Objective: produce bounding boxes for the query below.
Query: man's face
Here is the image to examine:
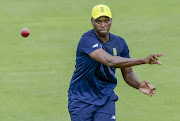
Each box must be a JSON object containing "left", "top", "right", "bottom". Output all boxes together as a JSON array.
[{"left": 91, "top": 16, "right": 112, "bottom": 37}]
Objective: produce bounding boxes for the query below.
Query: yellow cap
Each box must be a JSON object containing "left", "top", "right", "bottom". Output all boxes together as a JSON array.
[{"left": 91, "top": 4, "right": 112, "bottom": 19}]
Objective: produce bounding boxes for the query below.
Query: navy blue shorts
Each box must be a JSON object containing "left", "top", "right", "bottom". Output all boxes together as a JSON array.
[{"left": 68, "top": 93, "right": 116, "bottom": 121}]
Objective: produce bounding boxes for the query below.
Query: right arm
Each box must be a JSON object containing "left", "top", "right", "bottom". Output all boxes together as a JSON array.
[{"left": 90, "top": 48, "right": 164, "bottom": 68}]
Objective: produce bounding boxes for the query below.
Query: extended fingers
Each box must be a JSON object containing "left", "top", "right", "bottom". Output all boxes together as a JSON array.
[
  {"left": 147, "top": 53, "right": 164, "bottom": 61},
  {"left": 157, "top": 53, "right": 164, "bottom": 57},
  {"left": 150, "top": 53, "right": 164, "bottom": 64},
  {"left": 155, "top": 60, "right": 162, "bottom": 65}
]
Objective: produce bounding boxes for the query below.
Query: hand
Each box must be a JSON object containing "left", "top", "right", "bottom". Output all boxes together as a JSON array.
[
  {"left": 138, "top": 80, "right": 156, "bottom": 96},
  {"left": 144, "top": 53, "right": 164, "bottom": 65}
]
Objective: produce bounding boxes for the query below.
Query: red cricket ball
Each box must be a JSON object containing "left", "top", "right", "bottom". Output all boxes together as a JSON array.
[{"left": 21, "top": 28, "right": 30, "bottom": 37}]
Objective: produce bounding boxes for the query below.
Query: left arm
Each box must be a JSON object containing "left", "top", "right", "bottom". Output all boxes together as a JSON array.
[
  {"left": 121, "top": 67, "right": 140, "bottom": 89},
  {"left": 121, "top": 67, "right": 156, "bottom": 96}
]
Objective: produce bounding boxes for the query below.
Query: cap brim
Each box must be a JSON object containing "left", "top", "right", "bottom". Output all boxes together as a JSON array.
[{"left": 93, "top": 14, "right": 112, "bottom": 19}]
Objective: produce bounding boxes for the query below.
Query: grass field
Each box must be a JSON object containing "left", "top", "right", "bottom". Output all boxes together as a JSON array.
[{"left": 0, "top": 0, "right": 179, "bottom": 121}]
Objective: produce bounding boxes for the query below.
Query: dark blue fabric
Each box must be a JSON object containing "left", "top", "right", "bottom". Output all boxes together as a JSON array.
[
  {"left": 68, "top": 90, "right": 116, "bottom": 121},
  {"left": 69, "top": 29, "right": 130, "bottom": 106}
]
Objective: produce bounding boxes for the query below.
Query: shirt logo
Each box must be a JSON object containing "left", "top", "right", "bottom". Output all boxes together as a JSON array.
[
  {"left": 113, "top": 48, "right": 117, "bottom": 56},
  {"left": 111, "top": 115, "right": 116, "bottom": 119},
  {"left": 93, "top": 44, "right": 98, "bottom": 48}
]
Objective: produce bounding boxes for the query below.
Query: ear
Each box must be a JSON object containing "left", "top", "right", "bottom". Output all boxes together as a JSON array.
[{"left": 91, "top": 17, "right": 94, "bottom": 25}]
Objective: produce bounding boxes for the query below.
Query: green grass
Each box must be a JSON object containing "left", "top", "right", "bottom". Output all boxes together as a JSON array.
[{"left": 0, "top": 0, "right": 179, "bottom": 121}]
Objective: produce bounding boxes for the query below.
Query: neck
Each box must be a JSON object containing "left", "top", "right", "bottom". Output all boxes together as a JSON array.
[{"left": 94, "top": 30, "right": 109, "bottom": 43}]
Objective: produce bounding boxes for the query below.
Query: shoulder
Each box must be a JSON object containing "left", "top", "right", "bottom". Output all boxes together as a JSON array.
[
  {"left": 110, "top": 33, "right": 127, "bottom": 43},
  {"left": 77, "top": 29, "right": 101, "bottom": 49},
  {"left": 79, "top": 29, "right": 99, "bottom": 44},
  {"left": 77, "top": 30, "right": 102, "bottom": 55},
  {"left": 81, "top": 29, "right": 96, "bottom": 38}
]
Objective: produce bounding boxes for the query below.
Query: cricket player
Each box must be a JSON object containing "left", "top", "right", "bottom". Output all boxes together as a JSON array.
[{"left": 68, "top": 4, "right": 164, "bottom": 121}]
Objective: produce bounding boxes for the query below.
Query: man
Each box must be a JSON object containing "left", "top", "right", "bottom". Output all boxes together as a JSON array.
[{"left": 68, "top": 4, "right": 164, "bottom": 121}]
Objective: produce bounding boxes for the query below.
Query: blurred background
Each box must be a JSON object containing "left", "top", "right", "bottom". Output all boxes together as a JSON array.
[{"left": 0, "top": 0, "right": 179, "bottom": 121}]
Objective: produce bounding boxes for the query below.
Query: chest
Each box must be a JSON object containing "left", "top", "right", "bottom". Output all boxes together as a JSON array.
[{"left": 101, "top": 42, "right": 124, "bottom": 56}]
